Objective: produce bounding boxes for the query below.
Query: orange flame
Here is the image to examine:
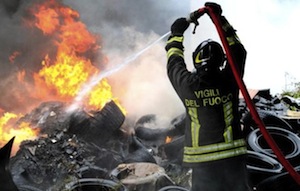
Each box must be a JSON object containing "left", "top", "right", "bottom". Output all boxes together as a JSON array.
[
  {"left": 34, "top": 6, "right": 59, "bottom": 34},
  {"left": 30, "top": 0, "right": 125, "bottom": 112},
  {"left": 0, "top": 113, "right": 39, "bottom": 156},
  {"left": 165, "top": 136, "right": 172, "bottom": 144}
]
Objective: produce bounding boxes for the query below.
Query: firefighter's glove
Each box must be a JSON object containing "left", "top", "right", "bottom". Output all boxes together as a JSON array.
[
  {"left": 171, "top": 17, "right": 190, "bottom": 36},
  {"left": 205, "top": 2, "right": 222, "bottom": 16}
]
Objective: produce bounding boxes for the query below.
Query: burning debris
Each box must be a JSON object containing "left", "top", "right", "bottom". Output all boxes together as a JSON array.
[
  {"left": 0, "top": 90, "right": 300, "bottom": 191},
  {"left": 9, "top": 100, "right": 126, "bottom": 190},
  {"left": 4, "top": 100, "right": 185, "bottom": 190}
]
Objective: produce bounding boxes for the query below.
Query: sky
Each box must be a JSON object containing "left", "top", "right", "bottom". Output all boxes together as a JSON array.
[
  {"left": 0, "top": 0, "right": 300, "bottom": 121},
  {"left": 190, "top": 0, "right": 300, "bottom": 95}
]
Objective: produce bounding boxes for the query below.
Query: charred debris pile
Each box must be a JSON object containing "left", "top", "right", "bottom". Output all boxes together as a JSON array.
[{"left": 2, "top": 89, "right": 300, "bottom": 191}]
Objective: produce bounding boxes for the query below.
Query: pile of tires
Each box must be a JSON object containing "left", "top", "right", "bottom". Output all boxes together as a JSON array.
[{"left": 242, "top": 110, "right": 300, "bottom": 190}]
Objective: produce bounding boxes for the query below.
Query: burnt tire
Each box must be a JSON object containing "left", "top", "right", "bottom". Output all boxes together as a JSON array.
[
  {"left": 158, "top": 185, "right": 189, "bottom": 191},
  {"left": 241, "top": 110, "right": 295, "bottom": 136},
  {"left": 256, "top": 166, "right": 300, "bottom": 191},
  {"left": 68, "top": 101, "right": 125, "bottom": 146},
  {"left": 168, "top": 113, "right": 186, "bottom": 136},
  {"left": 159, "top": 135, "right": 184, "bottom": 164},
  {"left": 135, "top": 114, "right": 156, "bottom": 125},
  {"left": 246, "top": 150, "right": 283, "bottom": 186},
  {"left": 247, "top": 126, "right": 300, "bottom": 166},
  {"left": 124, "top": 135, "right": 156, "bottom": 164},
  {"left": 65, "top": 178, "right": 128, "bottom": 191},
  {"left": 17, "top": 185, "right": 43, "bottom": 191},
  {"left": 134, "top": 114, "right": 170, "bottom": 141},
  {"left": 76, "top": 165, "right": 108, "bottom": 179}
]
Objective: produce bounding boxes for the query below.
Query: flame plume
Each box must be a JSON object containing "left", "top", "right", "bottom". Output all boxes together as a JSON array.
[
  {"left": 0, "top": 0, "right": 126, "bottom": 155},
  {"left": 31, "top": 0, "right": 124, "bottom": 112}
]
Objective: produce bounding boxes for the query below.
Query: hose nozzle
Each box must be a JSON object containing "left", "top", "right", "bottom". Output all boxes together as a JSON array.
[{"left": 186, "top": 7, "right": 207, "bottom": 34}]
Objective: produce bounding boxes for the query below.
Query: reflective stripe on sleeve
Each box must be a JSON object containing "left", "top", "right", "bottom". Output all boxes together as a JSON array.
[
  {"left": 227, "top": 35, "right": 241, "bottom": 46},
  {"left": 222, "top": 22, "right": 232, "bottom": 32},
  {"left": 167, "top": 36, "right": 184, "bottom": 43},
  {"left": 167, "top": 47, "right": 183, "bottom": 59}
]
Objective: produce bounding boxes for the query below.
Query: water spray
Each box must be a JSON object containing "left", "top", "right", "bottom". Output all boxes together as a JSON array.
[{"left": 66, "top": 31, "right": 171, "bottom": 113}]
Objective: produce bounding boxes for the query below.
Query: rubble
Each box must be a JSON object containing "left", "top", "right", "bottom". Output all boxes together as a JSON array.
[
  {"left": 1, "top": 89, "right": 300, "bottom": 190},
  {"left": 9, "top": 100, "right": 127, "bottom": 190}
]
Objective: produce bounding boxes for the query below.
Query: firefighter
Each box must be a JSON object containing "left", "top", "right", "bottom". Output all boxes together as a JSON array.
[{"left": 165, "top": 2, "right": 252, "bottom": 191}]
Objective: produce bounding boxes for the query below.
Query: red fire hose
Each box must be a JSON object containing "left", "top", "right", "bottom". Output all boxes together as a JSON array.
[{"left": 193, "top": 6, "right": 300, "bottom": 185}]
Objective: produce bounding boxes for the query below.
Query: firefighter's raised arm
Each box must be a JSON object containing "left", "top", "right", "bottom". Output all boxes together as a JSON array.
[
  {"left": 205, "top": 2, "right": 241, "bottom": 46},
  {"left": 206, "top": 2, "right": 247, "bottom": 77},
  {"left": 165, "top": 18, "right": 190, "bottom": 60}
]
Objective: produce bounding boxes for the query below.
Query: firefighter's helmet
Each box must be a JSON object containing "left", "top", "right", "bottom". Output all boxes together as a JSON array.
[{"left": 193, "top": 39, "right": 225, "bottom": 72}]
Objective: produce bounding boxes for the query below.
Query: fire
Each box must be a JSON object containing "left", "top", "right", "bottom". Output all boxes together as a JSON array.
[
  {"left": 34, "top": 52, "right": 97, "bottom": 99},
  {"left": 165, "top": 136, "right": 172, "bottom": 144},
  {"left": 33, "top": 3, "right": 59, "bottom": 35},
  {"left": 0, "top": 113, "right": 39, "bottom": 156},
  {"left": 0, "top": 0, "right": 126, "bottom": 155},
  {"left": 30, "top": 0, "right": 125, "bottom": 112}
]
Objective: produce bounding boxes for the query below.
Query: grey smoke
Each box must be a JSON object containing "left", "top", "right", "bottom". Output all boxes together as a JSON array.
[
  {"left": 0, "top": 0, "right": 21, "bottom": 15},
  {"left": 0, "top": 0, "right": 189, "bottom": 120}
]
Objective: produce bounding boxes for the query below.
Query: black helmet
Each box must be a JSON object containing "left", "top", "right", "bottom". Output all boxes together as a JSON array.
[{"left": 192, "top": 39, "right": 225, "bottom": 72}]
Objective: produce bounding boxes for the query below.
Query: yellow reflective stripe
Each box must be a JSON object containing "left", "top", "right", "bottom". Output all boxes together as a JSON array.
[
  {"left": 222, "top": 23, "right": 232, "bottom": 32},
  {"left": 167, "top": 47, "right": 183, "bottom": 59},
  {"left": 223, "top": 126, "right": 233, "bottom": 143},
  {"left": 227, "top": 35, "right": 241, "bottom": 46},
  {"left": 223, "top": 101, "right": 233, "bottom": 127},
  {"left": 183, "top": 146, "right": 247, "bottom": 163},
  {"left": 188, "top": 107, "right": 200, "bottom": 147},
  {"left": 167, "top": 36, "right": 184, "bottom": 44},
  {"left": 223, "top": 101, "right": 233, "bottom": 142},
  {"left": 184, "top": 139, "right": 246, "bottom": 155}
]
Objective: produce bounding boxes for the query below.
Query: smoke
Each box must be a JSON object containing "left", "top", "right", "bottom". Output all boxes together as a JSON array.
[
  {"left": 62, "top": 0, "right": 190, "bottom": 121},
  {"left": 0, "top": 0, "right": 189, "bottom": 122},
  {"left": 106, "top": 29, "right": 185, "bottom": 122},
  {"left": 0, "top": 0, "right": 45, "bottom": 112},
  {"left": 0, "top": 0, "right": 21, "bottom": 15},
  {"left": 64, "top": 0, "right": 188, "bottom": 35}
]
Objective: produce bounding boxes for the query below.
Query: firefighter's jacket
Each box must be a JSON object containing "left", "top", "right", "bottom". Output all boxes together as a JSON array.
[{"left": 165, "top": 18, "right": 247, "bottom": 167}]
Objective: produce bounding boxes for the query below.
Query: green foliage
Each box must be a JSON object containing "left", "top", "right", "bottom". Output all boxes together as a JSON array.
[
  {"left": 281, "top": 84, "right": 300, "bottom": 111},
  {"left": 281, "top": 80, "right": 300, "bottom": 98},
  {"left": 281, "top": 90, "right": 300, "bottom": 99}
]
